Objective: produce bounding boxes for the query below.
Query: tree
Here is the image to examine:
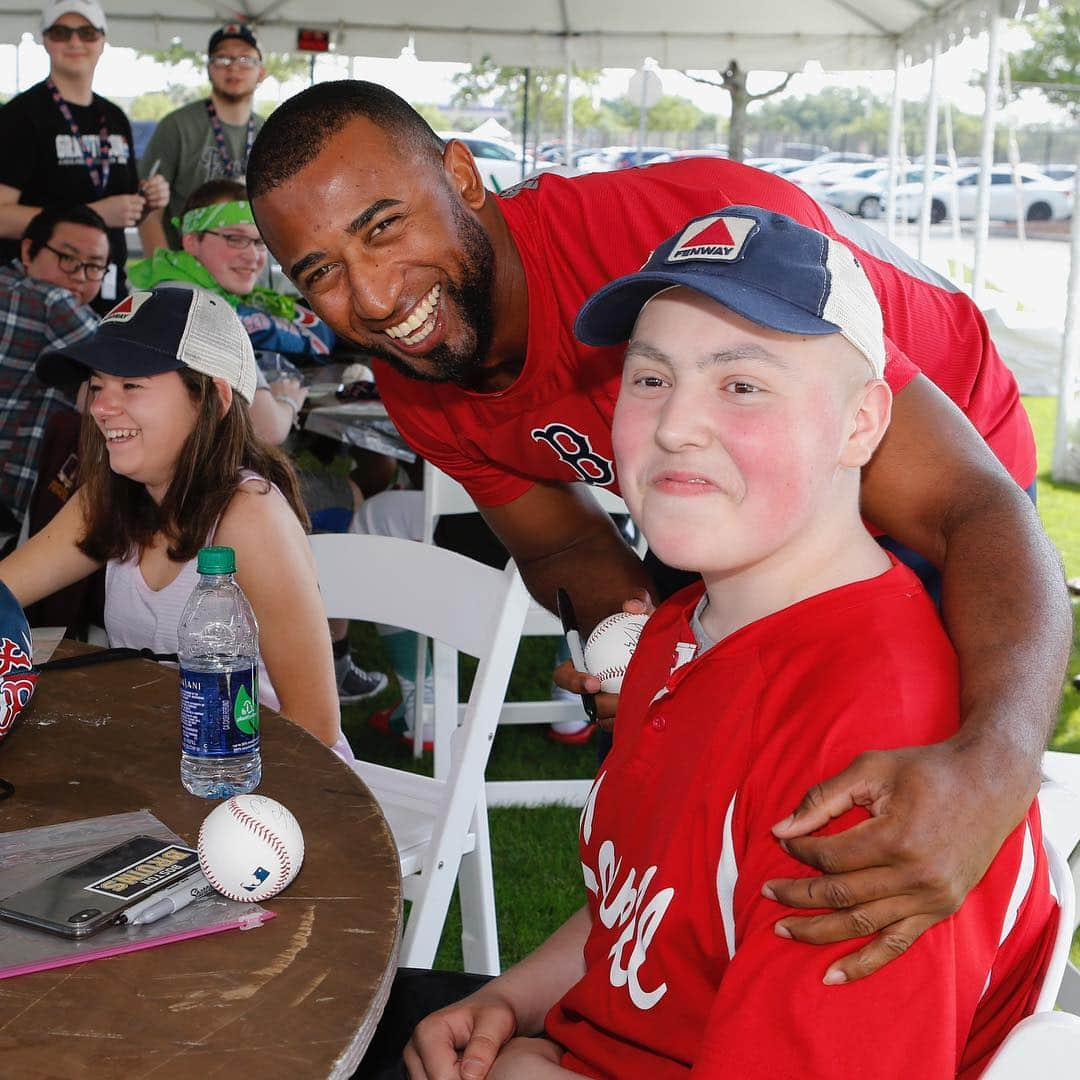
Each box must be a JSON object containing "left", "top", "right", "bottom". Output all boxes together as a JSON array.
[
  {"left": 646, "top": 95, "right": 707, "bottom": 135},
  {"left": 451, "top": 57, "right": 600, "bottom": 147},
  {"left": 1009, "top": 3, "right": 1080, "bottom": 121},
  {"left": 686, "top": 61, "right": 794, "bottom": 161},
  {"left": 414, "top": 103, "right": 450, "bottom": 130},
  {"left": 129, "top": 86, "right": 205, "bottom": 120}
]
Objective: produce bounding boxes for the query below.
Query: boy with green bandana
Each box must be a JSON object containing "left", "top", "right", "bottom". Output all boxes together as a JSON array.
[{"left": 128, "top": 180, "right": 335, "bottom": 361}]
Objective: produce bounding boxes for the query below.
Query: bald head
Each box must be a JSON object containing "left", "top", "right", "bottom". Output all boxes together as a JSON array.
[{"left": 247, "top": 79, "right": 444, "bottom": 201}]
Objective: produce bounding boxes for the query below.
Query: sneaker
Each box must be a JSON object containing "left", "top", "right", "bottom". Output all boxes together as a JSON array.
[
  {"left": 548, "top": 721, "right": 597, "bottom": 746},
  {"left": 369, "top": 706, "right": 435, "bottom": 752},
  {"left": 548, "top": 685, "right": 595, "bottom": 743},
  {"left": 336, "top": 657, "right": 389, "bottom": 704}
]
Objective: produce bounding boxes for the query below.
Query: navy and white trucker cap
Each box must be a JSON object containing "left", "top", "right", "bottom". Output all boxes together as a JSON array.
[
  {"left": 574, "top": 205, "right": 886, "bottom": 379},
  {"left": 37, "top": 287, "right": 257, "bottom": 404}
]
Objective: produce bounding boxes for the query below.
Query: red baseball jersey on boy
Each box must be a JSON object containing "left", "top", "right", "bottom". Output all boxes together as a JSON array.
[
  {"left": 374, "top": 157, "right": 1034, "bottom": 509},
  {"left": 544, "top": 561, "right": 1058, "bottom": 1078}
]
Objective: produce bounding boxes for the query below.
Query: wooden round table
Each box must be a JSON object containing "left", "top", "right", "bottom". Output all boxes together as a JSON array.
[{"left": 0, "top": 643, "right": 401, "bottom": 1079}]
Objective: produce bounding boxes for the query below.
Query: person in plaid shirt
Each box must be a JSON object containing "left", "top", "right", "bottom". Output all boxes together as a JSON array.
[{"left": 0, "top": 204, "right": 106, "bottom": 530}]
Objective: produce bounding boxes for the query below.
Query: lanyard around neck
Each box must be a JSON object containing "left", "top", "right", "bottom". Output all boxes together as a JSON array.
[
  {"left": 47, "top": 78, "right": 110, "bottom": 196},
  {"left": 205, "top": 99, "right": 256, "bottom": 179}
]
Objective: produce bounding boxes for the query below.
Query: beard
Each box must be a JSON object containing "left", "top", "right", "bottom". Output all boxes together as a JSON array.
[
  {"left": 212, "top": 86, "right": 255, "bottom": 106},
  {"left": 360, "top": 205, "right": 496, "bottom": 388}
]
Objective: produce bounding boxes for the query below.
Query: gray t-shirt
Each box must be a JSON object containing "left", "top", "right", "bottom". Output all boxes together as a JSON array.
[{"left": 139, "top": 99, "right": 264, "bottom": 249}]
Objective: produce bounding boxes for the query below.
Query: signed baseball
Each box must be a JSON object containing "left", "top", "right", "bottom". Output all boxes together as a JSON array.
[
  {"left": 198, "top": 795, "right": 305, "bottom": 903},
  {"left": 583, "top": 612, "right": 649, "bottom": 693}
]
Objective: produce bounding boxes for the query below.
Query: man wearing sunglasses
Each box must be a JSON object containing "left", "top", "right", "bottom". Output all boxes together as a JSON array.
[
  {"left": 138, "top": 23, "right": 267, "bottom": 255},
  {"left": 0, "top": 1, "right": 167, "bottom": 317},
  {"left": 0, "top": 204, "right": 107, "bottom": 533}
]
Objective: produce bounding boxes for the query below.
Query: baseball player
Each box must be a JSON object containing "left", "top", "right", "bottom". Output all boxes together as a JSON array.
[{"left": 246, "top": 81, "right": 1071, "bottom": 982}]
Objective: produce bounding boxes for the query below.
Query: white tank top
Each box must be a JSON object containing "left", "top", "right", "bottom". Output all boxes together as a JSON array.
[{"left": 104, "top": 472, "right": 279, "bottom": 712}]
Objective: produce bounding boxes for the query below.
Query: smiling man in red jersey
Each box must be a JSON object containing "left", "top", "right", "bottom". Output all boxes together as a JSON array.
[{"left": 246, "top": 80, "right": 1071, "bottom": 986}]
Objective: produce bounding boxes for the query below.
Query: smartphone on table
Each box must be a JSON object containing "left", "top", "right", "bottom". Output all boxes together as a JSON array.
[{"left": 0, "top": 835, "right": 200, "bottom": 938}]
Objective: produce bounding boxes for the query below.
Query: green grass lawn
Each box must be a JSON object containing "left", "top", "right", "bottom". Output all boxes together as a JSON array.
[
  {"left": 1024, "top": 397, "right": 1080, "bottom": 750},
  {"left": 344, "top": 395, "right": 1080, "bottom": 971}
]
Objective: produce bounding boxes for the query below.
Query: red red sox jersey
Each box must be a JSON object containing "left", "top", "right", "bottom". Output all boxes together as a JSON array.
[
  {"left": 374, "top": 157, "right": 1034, "bottom": 507},
  {"left": 544, "top": 561, "right": 1058, "bottom": 1078}
]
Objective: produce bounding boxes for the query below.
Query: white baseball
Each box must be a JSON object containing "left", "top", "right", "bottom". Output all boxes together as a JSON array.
[
  {"left": 197, "top": 795, "right": 305, "bottom": 903},
  {"left": 583, "top": 612, "right": 649, "bottom": 693}
]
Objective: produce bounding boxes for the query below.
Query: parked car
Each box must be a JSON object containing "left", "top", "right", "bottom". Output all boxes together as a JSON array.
[
  {"left": 893, "top": 165, "right": 1074, "bottom": 223},
  {"left": 745, "top": 157, "right": 805, "bottom": 174},
  {"left": 1042, "top": 163, "right": 1077, "bottom": 184},
  {"left": 576, "top": 145, "right": 677, "bottom": 172},
  {"left": 666, "top": 149, "right": 730, "bottom": 162},
  {"left": 813, "top": 151, "right": 876, "bottom": 164},
  {"left": 796, "top": 162, "right": 894, "bottom": 203},
  {"left": 783, "top": 161, "right": 874, "bottom": 194},
  {"left": 779, "top": 142, "right": 829, "bottom": 160},
  {"left": 823, "top": 164, "right": 952, "bottom": 218},
  {"left": 439, "top": 131, "right": 538, "bottom": 191}
]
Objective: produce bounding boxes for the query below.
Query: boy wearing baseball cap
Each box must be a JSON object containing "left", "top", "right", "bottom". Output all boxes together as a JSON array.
[{"left": 392, "top": 209, "right": 1059, "bottom": 1079}]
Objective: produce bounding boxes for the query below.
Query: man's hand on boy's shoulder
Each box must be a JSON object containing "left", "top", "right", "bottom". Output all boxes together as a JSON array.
[{"left": 762, "top": 735, "right": 1042, "bottom": 983}]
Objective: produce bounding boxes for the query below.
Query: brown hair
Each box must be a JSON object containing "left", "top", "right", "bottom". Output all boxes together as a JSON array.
[
  {"left": 182, "top": 178, "right": 248, "bottom": 217},
  {"left": 77, "top": 370, "right": 309, "bottom": 563}
]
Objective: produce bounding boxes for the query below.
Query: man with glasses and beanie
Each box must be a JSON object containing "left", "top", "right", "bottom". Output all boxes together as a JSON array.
[
  {"left": 0, "top": 1, "right": 169, "bottom": 316},
  {"left": 0, "top": 204, "right": 107, "bottom": 535},
  {"left": 138, "top": 22, "right": 267, "bottom": 255}
]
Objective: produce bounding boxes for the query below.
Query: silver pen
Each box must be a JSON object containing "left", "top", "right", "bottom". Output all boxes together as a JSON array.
[{"left": 121, "top": 871, "right": 216, "bottom": 926}]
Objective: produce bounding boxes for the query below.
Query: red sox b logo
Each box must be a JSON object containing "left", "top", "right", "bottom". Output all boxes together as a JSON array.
[
  {"left": 531, "top": 423, "right": 615, "bottom": 485},
  {"left": 0, "top": 636, "right": 36, "bottom": 739}
]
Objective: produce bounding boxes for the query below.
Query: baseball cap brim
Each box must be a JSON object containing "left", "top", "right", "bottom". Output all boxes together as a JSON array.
[
  {"left": 575, "top": 271, "right": 843, "bottom": 347},
  {"left": 37, "top": 336, "right": 184, "bottom": 392}
]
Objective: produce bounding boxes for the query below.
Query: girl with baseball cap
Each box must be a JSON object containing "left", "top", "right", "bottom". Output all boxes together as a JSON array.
[{"left": 0, "top": 287, "right": 350, "bottom": 760}]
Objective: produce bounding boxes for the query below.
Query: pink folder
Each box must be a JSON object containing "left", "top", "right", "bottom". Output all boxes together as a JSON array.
[{"left": 0, "top": 809, "right": 274, "bottom": 980}]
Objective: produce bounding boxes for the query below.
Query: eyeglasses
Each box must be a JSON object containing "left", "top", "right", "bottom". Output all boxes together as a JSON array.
[
  {"left": 201, "top": 230, "right": 267, "bottom": 253},
  {"left": 208, "top": 55, "right": 261, "bottom": 69},
  {"left": 44, "top": 24, "right": 103, "bottom": 43},
  {"left": 43, "top": 243, "right": 108, "bottom": 280}
]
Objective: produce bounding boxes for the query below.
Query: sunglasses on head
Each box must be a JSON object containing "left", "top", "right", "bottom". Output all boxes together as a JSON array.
[{"left": 44, "top": 24, "right": 103, "bottom": 42}]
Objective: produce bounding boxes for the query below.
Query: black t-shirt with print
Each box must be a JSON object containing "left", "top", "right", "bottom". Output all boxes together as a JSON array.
[{"left": 0, "top": 80, "right": 138, "bottom": 312}]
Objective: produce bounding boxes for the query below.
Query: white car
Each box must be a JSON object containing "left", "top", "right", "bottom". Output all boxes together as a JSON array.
[
  {"left": 575, "top": 145, "right": 676, "bottom": 172},
  {"left": 893, "top": 165, "right": 1073, "bottom": 224},
  {"left": 439, "top": 132, "right": 537, "bottom": 192},
  {"left": 795, "top": 162, "right": 893, "bottom": 204},
  {"left": 824, "top": 165, "right": 952, "bottom": 218}
]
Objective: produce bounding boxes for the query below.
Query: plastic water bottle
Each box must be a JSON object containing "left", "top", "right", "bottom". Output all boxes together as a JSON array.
[{"left": 178, "top": 546, "right": 261, "bottom": 798}]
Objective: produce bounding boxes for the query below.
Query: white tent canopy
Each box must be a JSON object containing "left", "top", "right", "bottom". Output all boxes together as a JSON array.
[{"left": 0, "top": 0, "right": 1045, "bottom": 70}]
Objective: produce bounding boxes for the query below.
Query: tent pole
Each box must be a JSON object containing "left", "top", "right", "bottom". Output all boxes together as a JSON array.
[
  {"left": 1051, "top": 161, "right": 1080, "bottom": 484},
  {"left": 521, "top": 67, "right": 531, "bottom": 183},
  {"left": 885, "top": 45, "right": 903, "bottom": 242},
  {"left": 973, "top": 4, "right": 1002, "bottom": 307},
  {"left": 917, "top": 34, "right": 940, "bottom": 263},
  {"left": 563, "top": 37, "right": 574, "bottom": 168},
  {"left": 942, "top": 101, "right": 962, "bottom": 247}
]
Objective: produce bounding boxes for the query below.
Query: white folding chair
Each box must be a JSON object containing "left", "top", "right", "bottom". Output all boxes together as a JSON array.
[
  {"left": 981, "top": 1012, "right": 1080, "bottom": 1078},
  {"left": 310, "top": 533, "right": 530, "bottom": 974},
  {"left": 1040, "top": 749, "right": 1080, "bottom": 1012},
  {"left": 417, "top": 461, "right": 642, "bottom": 807},
  {"left": 980, "top": 774, "right": 1080, "bottom": 1080}
]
